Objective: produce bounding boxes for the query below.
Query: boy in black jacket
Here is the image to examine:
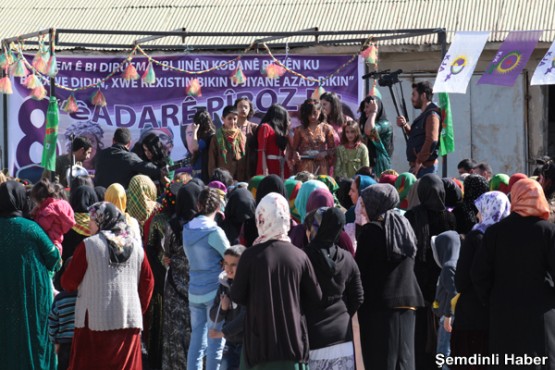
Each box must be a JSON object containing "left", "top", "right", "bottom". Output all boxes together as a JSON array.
[{"left": 209, "top": 245, "right": 246, "bottom": 370}]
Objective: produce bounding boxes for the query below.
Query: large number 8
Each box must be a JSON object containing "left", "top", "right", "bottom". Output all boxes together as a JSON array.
[{"left": 16, "top": 98, "right": 51, "bottom": 167}]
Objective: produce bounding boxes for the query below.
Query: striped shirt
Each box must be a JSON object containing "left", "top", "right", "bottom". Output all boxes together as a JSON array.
[{"left": 48, "top": 291, "right": 77, "bottom": 344}]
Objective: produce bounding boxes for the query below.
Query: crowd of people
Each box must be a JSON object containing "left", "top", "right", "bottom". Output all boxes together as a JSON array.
[{"left": 2, "top": 82, "right": 555, "bottom": 370}]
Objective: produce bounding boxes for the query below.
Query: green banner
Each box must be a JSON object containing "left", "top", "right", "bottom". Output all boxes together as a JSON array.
[{"left": 40, "top": 96, "right": 59, "bottom": 172}]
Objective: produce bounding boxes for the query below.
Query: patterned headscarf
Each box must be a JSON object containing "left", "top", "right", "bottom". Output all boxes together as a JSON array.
[
  {"left": 284, "top": 178, "right": 302, "bottom": 222},
  {"left": 472, "top": 191, "right": 511, "bottom": 234},
  {"left": 395, "top": 172, "right": 417, "bottom": 210},
  {"left": 489, "top": 174, "right": 510, "bottom": 194},
  {"left": 510, "top": 178, "right": 550, "bottom": 220},
  {"left": 89, "top": 202, "right": 135, "bottom": 264},
  {"left": 253, "top": 193, "right": 291, "bottom": 246},
  {"left": 127, "top": 175, "right": 159, "bottom": 224},
  {"left": 70, "top": 186, "right": 99, "bottom": 236},
  {"left": 216, "top": 127, "right": 246, "bottom": 163}
]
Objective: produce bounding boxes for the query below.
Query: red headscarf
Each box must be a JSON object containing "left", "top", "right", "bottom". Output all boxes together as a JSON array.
[{"left": 508, "top": 173, "right": 528, "bottom": 192}]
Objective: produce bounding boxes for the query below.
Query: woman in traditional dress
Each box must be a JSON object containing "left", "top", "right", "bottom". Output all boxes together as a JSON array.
[
  {"left": 186, "top": 110, "right": 216, "bottom": 183},
  {"left": 472, "top": 179, "right": 555, "bottom": 369},
  {"left": 292, "top": 99, "right": 336, "bottom": 176},
  {"left": 0, "top": 181, "right": 61, "bottom": 370},
  {"left": 361, "top": 95, "right": 393, "bottom": 177},
  {"left": 231, "top": 192, "right": 322, "bottom": 370},
  {"left": 62, "top": 202, "right": 154, "bottom": 370},
  {"left": 320, "top": 91, "right": 352, "bottom": 145},
  {"left": 235, "top": 97, "right": 259, "bottom": 178},
  {"left": 256, "top": 104, "right": 292, "bottom": 179}
]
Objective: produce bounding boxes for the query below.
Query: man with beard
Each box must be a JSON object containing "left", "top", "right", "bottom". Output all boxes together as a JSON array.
[{"left": 396, "top": 81, "right": 442, "bottom": 178}]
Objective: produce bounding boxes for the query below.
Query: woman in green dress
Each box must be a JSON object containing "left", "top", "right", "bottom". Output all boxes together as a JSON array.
[
  {"left": 0, "top": 181, "right": 61, "bottom": 370},
  {"left": 360, "top": 96, "right": 393, "bottom": 177}
]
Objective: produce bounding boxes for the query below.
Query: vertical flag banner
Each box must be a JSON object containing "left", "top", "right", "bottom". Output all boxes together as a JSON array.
[
  {"left": 478, "top": 30, "right": 542, "bottom": 87},
  {"left": 438, "top": 92, "right": 455, "bottom": 156},
  {"left": 40, "top": 96, "right": 59, "bottom": 171},
  {"left": 531, "top": 41, "right": 555, "bottom": 85},
  {"left": 433, "top": 31, "right": 490, "bottom": 93}
]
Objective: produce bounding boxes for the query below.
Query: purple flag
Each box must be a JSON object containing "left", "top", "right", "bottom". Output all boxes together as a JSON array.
[{"left": 478, "top": 30, "right": 542, "bottom": 86}]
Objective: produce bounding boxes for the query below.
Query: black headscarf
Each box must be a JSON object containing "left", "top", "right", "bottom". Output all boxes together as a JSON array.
[
  {"left": 70, "top": 186, "right": 99, "bottom": 213},
  {"left": 442, "top": 178, "right": 463, "bottom": 208},
  {"left": 360, "top": 184, "right": 417, "bottom": 260},
  {"left": 170, "top": 181, "right": 204, "bottom": 244},
  {"left": 0, "top": 181, "right": 28, "bottom": 218},
  {"left": 255, "top": 174, "right": 286, "bottom": 205},
  {"left": 305, "top": 207, "right": 346, "bottom": 277},
  {"left": 457, "top": 174, "right": 489, "bottom": 231},
  {"left": 411, "top": 174, "right": 446, "bottom": 261},
  {"left": 222, "top": 187, "right": 256, "bottom": 245}
]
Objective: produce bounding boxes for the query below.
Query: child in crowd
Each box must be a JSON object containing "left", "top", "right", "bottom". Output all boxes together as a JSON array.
[
  {"left": 292, "top": 99, "right": 335, "bottom": 176},
  {"left": 334, "top": 120, "right": 369, "bottom": 179},
  {"left": 234, "top": 97, "right": 258, "bottom": 178},
  {"left": 431, "top": 231, "right": 461, "bottom": 370},
  {"left": 30, "top": 178, "right": 75, "bottom": 256},
  {"left": 208, "top": 106, "right": 248, "bottom": 182},
  {"left": 209, "top": 245, "right": 247, "bottom": 370},
  {"left": 48, "top": 258, "right": 77, "bottom": 370}
]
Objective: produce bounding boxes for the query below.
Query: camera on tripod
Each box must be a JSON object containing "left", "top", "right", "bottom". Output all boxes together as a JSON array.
[{"left": 361, "top": 69, "right": 403, "bottom": 87}]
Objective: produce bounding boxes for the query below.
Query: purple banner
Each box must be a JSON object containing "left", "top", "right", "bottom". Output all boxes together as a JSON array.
[
  {"left": 8, "top": 53, "right": 363, "bottom": 178},
  {"left": 478, "top": 30, "right": 542, "bottom": 86}
]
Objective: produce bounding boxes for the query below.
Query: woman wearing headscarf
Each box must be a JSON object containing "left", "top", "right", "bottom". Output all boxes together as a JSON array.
[
  {"left": 508, "top": 172, "right": 527, "bottom": 192},
  {"left": 452, "top": 174, "right": 489, "bottom": 234},
  {"left": 442, "top": 177, "right": 463, "bottom": 210},
  {"left": 0, "top": 181, "right": 61, "bottom": 370},
  {"left": 231, "top": 193, "right": 322, "bottom": 370},
  {"left": 247, "top": 175, "right": 264, "bottom": 200},
  {"left": 127, "top": 174, "right": 160, "bottom": 229},
  {"left": 61, "top": 185, "right": 98, "bottom": 261},
  {"left": 162, "top": 180, "right": 203, "bottom": 370},
  {"left": 144, "top": 180, "right": 186, "bottom": 369},
  {"left": 220, "top": 187, "right": 256, "bottom": 245},
  {"left": 489, "top": 173, "right": 510, "bottom": 194},
  {"left": 472, "top": 179, "right": 555, "bottom": 369},
  {"left": 295, "top": 179, "right": 329, "bottom": 223},
  {"left": 105, "top": 183, "right": 141, "bottom": 239},
  {"left": 451, "top": 191, "right": 510, "bottom": 369},
  {"left": 404, "top": 174, "right": 456, "bottom": 369},
  {"left": 346, "top": 175, "right": 376, "bottom": 223},
  {"left": 303, "top": 207, "right": 363, "bottom": 370},
  {"left": 290, "top": 188, "right": 354, "bottom": 255},
  {"left": 62, "top": 202, "right": 154, "bottom": 370},
  {"left": 285, "top": 177, "right": 302, "bottom": 223},
  {"left": 356, "top": 184, "right": 424, "bottom": 370},
  {"left": 395, "top": 172, "right": 417, "bottom": 210},
  {"left": 243, "top": 174, "right": 288, "bottom": 247}
]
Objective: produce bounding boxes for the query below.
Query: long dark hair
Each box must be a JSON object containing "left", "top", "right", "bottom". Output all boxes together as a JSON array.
[
  {"left": 299, "top": 99, "right": 322, "bottom": 128},
  {"left": 142, "top": 133, "right": 167, "bottom": 167},
  {"left": 320, "top": 91, "right": 345, "bottom": 127},
  {"left": 261, "top": 104, "right": 290, "bottom": 151},
  {"left": 194, "top": 110, "right": 216, "bottom": 140}
]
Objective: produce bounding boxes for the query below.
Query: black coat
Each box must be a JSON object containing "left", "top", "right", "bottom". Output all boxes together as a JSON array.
[
  {"left": 230, "top": 240, "right": 322, "bottom": 367},
  {"left": 472, "top": 213, "right": 555, "bottom": 369},
  {"left": 94, "top": 144, "right": 161, "bottom": 188},
  {"left": 453, "top": 229, "right": 488, "bottom": 331}
]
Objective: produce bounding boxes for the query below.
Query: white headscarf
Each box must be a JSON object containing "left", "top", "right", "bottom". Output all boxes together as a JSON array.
[{"left": 253, "top": 192, "right": 291, "bottom": 245}]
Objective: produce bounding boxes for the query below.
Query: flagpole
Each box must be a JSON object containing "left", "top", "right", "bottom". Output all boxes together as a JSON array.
[{"left": 439, "top": 29, "right": 448, "bottom": 177}]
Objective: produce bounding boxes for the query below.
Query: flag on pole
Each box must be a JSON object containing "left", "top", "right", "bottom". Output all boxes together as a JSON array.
[
  {"left": 438, "top": 92, "right": 454, "bottom": 156},
  {"left": 478, "top": 30, "right": 542, "bottom": 87},
  {"left": 41, "top": 96, "right": 59, "bottom": 172},
  {"left": 433, "top": 32, "right": 490, "bottom": 94},
  {"left": 531, "top": 41, "right": 555, "bottom": 85}
]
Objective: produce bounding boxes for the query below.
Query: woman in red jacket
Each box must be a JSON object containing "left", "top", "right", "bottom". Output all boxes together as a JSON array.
[{"left": 256, "top": 104, "right": 292, "bottom": 179}]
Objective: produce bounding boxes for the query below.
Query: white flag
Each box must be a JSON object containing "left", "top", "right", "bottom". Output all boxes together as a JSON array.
[
  {"left": 531, "top": 42, "right": 555, "bottom": 85},
  {"left": 433, "top": 32, "right": 490, "bottom": 94}
]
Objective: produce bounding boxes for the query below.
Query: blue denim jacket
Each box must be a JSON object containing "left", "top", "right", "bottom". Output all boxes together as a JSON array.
[{"left": 183, "top": 215, "right": 230, "bottom": 303}]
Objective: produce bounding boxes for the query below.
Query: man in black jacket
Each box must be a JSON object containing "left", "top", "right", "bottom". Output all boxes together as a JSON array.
[{"left": 94, "top": 128, "right": 162, "bottom": 188}]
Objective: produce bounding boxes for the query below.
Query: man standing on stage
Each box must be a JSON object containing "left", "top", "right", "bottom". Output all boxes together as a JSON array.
[{"left": 396, "top": 81, "right": 441, "bottom": 178}]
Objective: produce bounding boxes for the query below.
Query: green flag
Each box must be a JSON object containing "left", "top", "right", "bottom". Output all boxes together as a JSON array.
[
  {"left": 438, "top": 92, "right": 455, "bottom": 156},
  {"left": 41, "top": 96, "right": 59, "bottom": 172}
]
